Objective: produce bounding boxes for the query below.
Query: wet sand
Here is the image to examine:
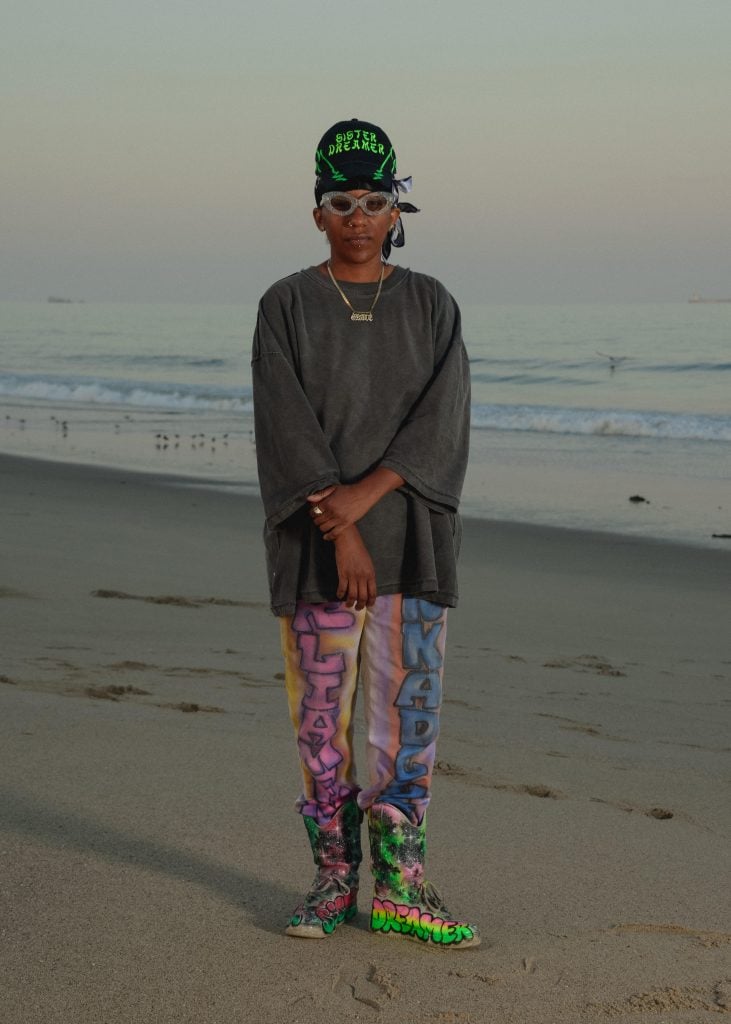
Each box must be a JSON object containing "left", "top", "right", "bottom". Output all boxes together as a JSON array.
[{"left": 1, "top": 453, "right": 729, "bottom": 1023}]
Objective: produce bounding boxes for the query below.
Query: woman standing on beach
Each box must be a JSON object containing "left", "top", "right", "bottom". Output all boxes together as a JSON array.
[{"left": 252, "top": 119, "right": 478, "bottom": 949}]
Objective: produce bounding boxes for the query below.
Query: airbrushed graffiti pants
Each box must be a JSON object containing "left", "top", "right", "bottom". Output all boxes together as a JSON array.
[{"left": 280, "top": 595, "right": 447, "bottom": 828}]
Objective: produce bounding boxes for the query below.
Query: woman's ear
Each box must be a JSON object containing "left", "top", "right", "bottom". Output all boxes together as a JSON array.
[{"left": 313, "top": 207, "right": 326, "bottom": 232}]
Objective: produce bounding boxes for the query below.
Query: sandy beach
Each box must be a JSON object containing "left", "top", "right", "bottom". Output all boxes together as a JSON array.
[{"left": 1, "top": 452, "right": 729, "bottom": 1024}]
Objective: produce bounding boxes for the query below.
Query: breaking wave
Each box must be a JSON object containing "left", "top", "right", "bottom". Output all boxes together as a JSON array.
[
  {"left": 471, "top": 403, "right": 731, "bottom": 442},
  {"left": 0, "top": 373, "right": 252, "bottom": 413},
  {"left": 2, "top": 373, "right": 729, "bottom": 443}
]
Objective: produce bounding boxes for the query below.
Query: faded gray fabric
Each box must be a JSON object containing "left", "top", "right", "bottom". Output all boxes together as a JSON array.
[{"left": 252, "top": 265, "right": 470, "bottom": 616}]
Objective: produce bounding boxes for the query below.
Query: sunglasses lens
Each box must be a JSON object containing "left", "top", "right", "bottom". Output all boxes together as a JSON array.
[
  {"left": 328, "top": 194, "right": 355, "bottom": 214},
  {"left": 363, "top": 194, "right": 390, "bottom": 214}
]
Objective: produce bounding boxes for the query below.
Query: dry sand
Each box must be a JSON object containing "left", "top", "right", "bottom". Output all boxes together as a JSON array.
[{"left": 1, "top": 453, "right": 729, "bottom": 1024}]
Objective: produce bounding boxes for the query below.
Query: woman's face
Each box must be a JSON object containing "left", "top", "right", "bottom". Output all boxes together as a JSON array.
[{"left": 313, "top": 190, "right": 400, "bottom": 267}]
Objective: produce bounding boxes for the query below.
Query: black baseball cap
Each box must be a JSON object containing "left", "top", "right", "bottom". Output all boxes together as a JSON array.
[{"left": 315, "top": 118, "right": 397, "bottom": 192}]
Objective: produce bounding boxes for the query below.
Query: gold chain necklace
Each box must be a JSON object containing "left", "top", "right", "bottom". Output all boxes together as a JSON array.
[{"left": 326, "top": 261, "right": 385, "bottom": 322}]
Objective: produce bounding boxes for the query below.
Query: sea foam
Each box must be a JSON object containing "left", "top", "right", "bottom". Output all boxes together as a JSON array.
[
  {"left": 0, "top": 373, "right": 252, "bottom": 413},
  {"left": 471, "top": 403, "right": 731, "bottom": 443}
]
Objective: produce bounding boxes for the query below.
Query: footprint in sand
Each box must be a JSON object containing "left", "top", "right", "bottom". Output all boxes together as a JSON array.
[
  {"left": 561, "top": 723, "right": 602, "bottom": 736},
  {"left": 535, "top": 712, "right": 602, "bottom": 733},
  {"left": 535, "top": 711, "right": 630, "bottom": 743},
  {"left": 91, "top": 589, "right": 266, "bottom": 609},
  {"left": 434, "top": 762, "right": 562, "bottom": 799},
  {"left": 543, "top": 654, "right": 626, "bottom": 677},
  {"left": 83, "top": 684, "right": 151, "bottom": 701},
  {"left": 104, "top": 659, "right": 276, "bottom": 688},
  {"left": 106, "top": 660, "right": 157, "bottom": 671},
  {"left": 77, "top": 685, "right": 224, "bottom": 714},
  {"left": 333, "top": 963, "right": 397, "bottom": 1010},
  {"left": 444, "top": 697, "right": 481, "bottom": 711},
  {"left": 447, "top": 969, "right": 501, "bottom": 985},
  {"left": 587, "top": 980, "right": 731, "bottom": 1015},
  {"left": 493, "top": 782, "right": 562, "bottom": 799},
  {"left": 590, "top": 797, "right": 674, "bottom": 820},
  {"left": 154, "top": 701, "right": 225, "bottom": 714},
  {"left": 434, "top": 760, "right": 469, "bottom": 777}
]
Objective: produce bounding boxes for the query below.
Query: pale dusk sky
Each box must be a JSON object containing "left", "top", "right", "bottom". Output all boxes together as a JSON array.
[{"left": 3, "top": 0, "right": 730, "bottom": 303}]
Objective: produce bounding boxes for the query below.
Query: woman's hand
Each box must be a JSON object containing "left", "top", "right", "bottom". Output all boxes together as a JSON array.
[
  {"left": 308, "top": 468, "right": 405, "bottom": 540},
  {"left": 334, "top": 526, "right": 376, "bottom": 609},
  {"left": 308, "top": 483, "right": 371, "bottom": 539}
]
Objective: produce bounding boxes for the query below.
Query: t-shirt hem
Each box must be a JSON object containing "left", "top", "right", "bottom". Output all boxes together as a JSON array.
[{"left": 270, "top": 578, "right": 458, "bottom": 617}]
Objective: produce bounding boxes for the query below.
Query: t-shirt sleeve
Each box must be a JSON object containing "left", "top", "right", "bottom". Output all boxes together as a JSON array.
[
  {"left": 252, "top": 289, "right": 340, "bottom": 529},
  {"left": 380, "top": 282, "right": 471, "bottom": 513}
]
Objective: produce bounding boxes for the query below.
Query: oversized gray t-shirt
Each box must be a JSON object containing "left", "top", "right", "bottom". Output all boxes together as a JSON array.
[{"left": 251, "top": 265, "right": 470, "bottom": 616}]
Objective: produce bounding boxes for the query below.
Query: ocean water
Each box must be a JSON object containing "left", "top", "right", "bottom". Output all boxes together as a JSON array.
[{"left": 1, "top": 297, "right": 729, "bottom": 547}]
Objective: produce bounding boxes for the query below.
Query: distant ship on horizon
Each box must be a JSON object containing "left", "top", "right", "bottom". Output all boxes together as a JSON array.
[{"left": 689, "top": 294, "right": 731, "bottom": 303}]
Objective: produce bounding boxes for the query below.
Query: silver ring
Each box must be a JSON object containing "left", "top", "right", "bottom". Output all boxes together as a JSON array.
[{"left": 313, "top": 505, "right": 323, "bottom": 516}]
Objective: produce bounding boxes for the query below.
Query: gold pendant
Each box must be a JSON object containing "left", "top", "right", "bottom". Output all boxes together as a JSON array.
[{"left": 351, "top": 312, "right": 373, "bottom": 322}]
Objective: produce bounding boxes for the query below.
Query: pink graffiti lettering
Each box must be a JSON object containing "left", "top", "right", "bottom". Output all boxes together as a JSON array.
[
  {"left": 297, "top": 633, "right": 346, "bottom": 675},
  {"left": 292, "top": 604, "right": 355, "bottom": 633},
  {"left": 292, "top": 605, "right": 355, "bottom": 810}
]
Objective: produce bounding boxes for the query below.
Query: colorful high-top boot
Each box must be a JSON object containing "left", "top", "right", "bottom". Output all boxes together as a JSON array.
[
  {"left": 286, "top": 799, "right": 362, "bottom": 938},
  {"left": 368, "top": 802, "right": 480, "bottom": 949}
]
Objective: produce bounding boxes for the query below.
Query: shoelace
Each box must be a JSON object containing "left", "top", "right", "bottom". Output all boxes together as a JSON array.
[
  {"left": 307, "top": 872, "right": 352, "bottom": 898},
  {"left": 416, "top": 880, "right": 450, "bottom": 915}
]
